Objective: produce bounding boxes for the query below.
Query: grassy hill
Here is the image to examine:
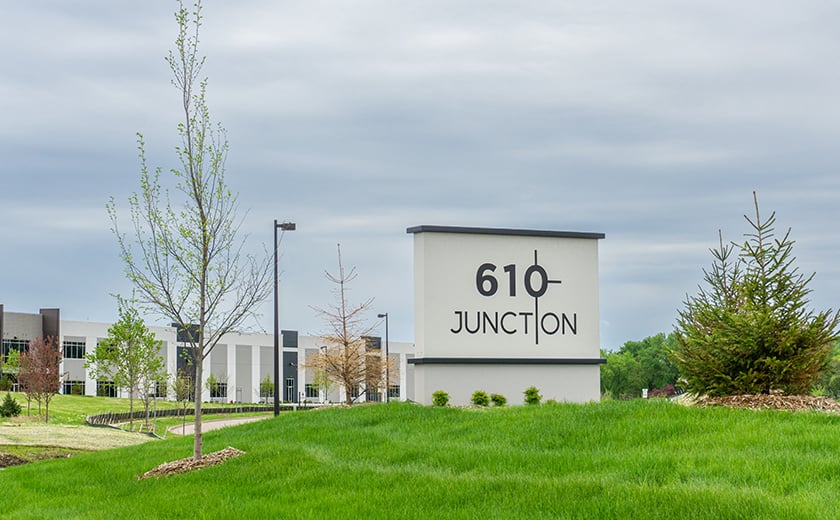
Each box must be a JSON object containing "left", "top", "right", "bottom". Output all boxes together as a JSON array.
[{"left": 3, "top": 399, "right": 840, "bottom": 519}]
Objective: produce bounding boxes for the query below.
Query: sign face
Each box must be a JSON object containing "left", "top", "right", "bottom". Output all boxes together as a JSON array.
[{"left": 411, "top": 227, "right": 603, "bottom": 359}]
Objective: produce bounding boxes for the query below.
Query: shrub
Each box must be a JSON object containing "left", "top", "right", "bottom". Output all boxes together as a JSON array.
[
  {"left": 431, "top": 390, "right": 449, "bottom": 407},
  {"left": 0, "top": 393, "right": 21, "bottom": 418},
  {"left": 649, "top": 384, "right": 678, "bottom": 398},
  {"left": 524, "top": 386, "right": 542, "bottom": 405},
  {"left": 674, "top": 194, "right": 840, "bottom": 396},
  {"left": 471, "top": 390, "right": 490, "bottom": 407},
  {"left": 0, "top": 375, "right": 12, "bottom": 392},
  {"left": 490, "top": 393, "right": 507, "bottom": 406}
]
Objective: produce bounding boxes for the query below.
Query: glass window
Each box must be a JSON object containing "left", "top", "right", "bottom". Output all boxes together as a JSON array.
[
  {"left": 152, "top": 381, "right": 167, "bottom": 398},
  {"left": 96, "top": 380, "right": 117, "bottom": 398},
  {"left": 2, "top": 338, "right": 29, "bottom": 361},
  {"left": 63, "top": 340, "right": 86, "bottom": 359},
  {"left": 210, "top": 382, "right": 227, "bottom": 399},
  {"left": 388, "top": 385, "right": 400, "bottom": 398},
  {"left": 63, "top": 380, "right": 85, "bottom": 395},
  {"left": 285, "top": 378, "right": 295, "bottom": 402},
  {"left": 304, "top": 383, "right": 319, "bottom": 399}
]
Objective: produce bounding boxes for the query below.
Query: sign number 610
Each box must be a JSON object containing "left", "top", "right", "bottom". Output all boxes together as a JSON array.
[{"left": 475, "top": 254, "right": 561, "bottom": 298}]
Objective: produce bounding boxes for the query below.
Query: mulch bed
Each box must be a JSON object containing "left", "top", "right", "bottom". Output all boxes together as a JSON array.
[
  {"left": 0, "top": 453, "right": 28, "bottom": 469},
  {"left": 138, "top": 446, "right": 245, "bottom": 479},
  {"left": 696, "top": 394, "right": 840, "bottom": 412}
]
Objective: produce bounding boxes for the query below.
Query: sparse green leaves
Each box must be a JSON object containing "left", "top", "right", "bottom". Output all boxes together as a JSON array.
[{"left": 108, "top": 0, "right": 272, "bottom": 460}]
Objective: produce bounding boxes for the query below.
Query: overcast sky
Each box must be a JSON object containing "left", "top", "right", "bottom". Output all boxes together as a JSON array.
[{"left": 1, "top": 1, "right": 838, "bottom": 350}]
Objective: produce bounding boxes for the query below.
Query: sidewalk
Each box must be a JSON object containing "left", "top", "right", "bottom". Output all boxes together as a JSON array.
[{"left": 168, "top": 415, "right": 271, "bottom": 435}]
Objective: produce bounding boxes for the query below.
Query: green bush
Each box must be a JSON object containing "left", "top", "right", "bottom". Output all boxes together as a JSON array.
[
  {"left": 524, "top": 386, "right": 542, "bottom": 405},
  {"left": 0, "top": 393, "right": 21, "bottom": 418},
  {"left": 490, "top": 393, "right": 507, "bottom": 406},
  {"left": 674, "top": 195, "right": 840, "bottom": 396},
  {"left": 471, "top": 390, "right": 490, "bottom": 407},
  {"left": 431, "top": 390, "right": 449, "bottom": 407},
  {"left": 0, "top": 375, "right": 13, "bottom": 392}
]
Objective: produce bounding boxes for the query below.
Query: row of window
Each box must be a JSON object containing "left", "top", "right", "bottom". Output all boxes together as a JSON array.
[
  {"left": 61, "top": 380, "right": 169, "bottom": 398},
  {"left": 300, "top": 383, "right": 401, "bottom": 401},
  {"left": 3, "top": 339, "right": 91, "bottom": 361}
]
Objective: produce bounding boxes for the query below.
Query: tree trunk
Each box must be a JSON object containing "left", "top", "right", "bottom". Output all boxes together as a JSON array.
[
  {"left": 129, "top": 390, "right": 134, "bottom": 431},
  {"left": 193, "top": 355, "right": 203, "bottom": 461}
]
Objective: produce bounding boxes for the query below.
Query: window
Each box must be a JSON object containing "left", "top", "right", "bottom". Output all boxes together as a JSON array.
[
  {"left": 96, "top": 380, "right": 117, "bottom": 398},
  {"left": 367, "top": 388, "right": 382, "bottom": 402},
  {"left": 210, "top": 382, "right": 227, "bottom": 399},
  {"left": 388, "top": 385, "right": 400, "bottom": 399},
  {"left": 285, "top": 378, "right": 295, "bottom": 402},
  {"left": 304, "top": 383, "right": 319, "bottom": 399},
  {"left": 63, "top": 380, "right": 85, "bottom": 395},
  {"left": 152, "top": 381, "right": 168, "bottom": 398},
  {"left": 2, "top": 338, "right": 29, "bottom": 361},
  {"left": 349, "top": 385, "right": 360, "bottom": 399},
  {"left": 63, "top": 340, "right": 86, "bottom": 359}
]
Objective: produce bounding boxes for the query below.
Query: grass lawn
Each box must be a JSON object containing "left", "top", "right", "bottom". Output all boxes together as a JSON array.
[
  {"left": 1, "top": 392, "right": 270, "bottom": 456},
  {"left": 2, "top": 392, "right": 184, "bottom": 426},
  {"left": 3, "top": 399, "right": 840, "bottom": 519}
]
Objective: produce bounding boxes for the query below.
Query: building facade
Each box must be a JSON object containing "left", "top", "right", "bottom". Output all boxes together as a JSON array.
[{"left": 0, "top": 305, "right": 414, "bottom": 404}]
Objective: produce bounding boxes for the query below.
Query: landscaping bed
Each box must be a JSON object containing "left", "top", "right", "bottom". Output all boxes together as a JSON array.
[{"left": 696, "top": 393, "right": 840, "bottom": 412}]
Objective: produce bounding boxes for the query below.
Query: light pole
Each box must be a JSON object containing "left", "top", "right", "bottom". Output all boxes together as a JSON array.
[
  {"left": 377, "top": 312, "right": 389, "bottom": 403},
  {"left": 274, "top": 220, "right": 296, "bottom": 416}
]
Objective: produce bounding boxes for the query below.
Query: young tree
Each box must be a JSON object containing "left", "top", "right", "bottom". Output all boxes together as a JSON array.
[
  {"left": 0, "top": 349, "right": 20, "bottom": 392},
  {"left": 674, "top": 193, "right": 840, "bottom": 396},
  {"left": 259, "top": 375, "right": 274, "bottom": 404},
  {"left": 18, "top": 336, "right": 63, "bottom": 423},
  {"left": 173, "top": 370, "right": 193, "bottom": 434},
  {"left": 107, "top": 1, "right": 272, "bottom": 459},
  {"left": 307, "top": 245, "right": 380, "bottom": 405},
  {"left": 311, "top": 368, "right": 332, "bottom": 403},
  {"left": 85, "top": 298, "right": 167, "bottom": 431}
]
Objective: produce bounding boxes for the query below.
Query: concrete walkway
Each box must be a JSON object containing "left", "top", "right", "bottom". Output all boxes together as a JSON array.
[{"left": 168, "top": 415, "right": 271, "bottom": 435}]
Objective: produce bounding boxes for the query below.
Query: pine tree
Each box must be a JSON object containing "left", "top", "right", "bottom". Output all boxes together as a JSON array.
[{"left": 674, "top": 193, "right": 840, "bottom": 396}]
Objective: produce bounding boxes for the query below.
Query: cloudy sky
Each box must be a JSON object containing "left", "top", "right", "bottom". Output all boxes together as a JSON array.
[{"left": 1, "top": 1, "right": 838, "bottom": 349}]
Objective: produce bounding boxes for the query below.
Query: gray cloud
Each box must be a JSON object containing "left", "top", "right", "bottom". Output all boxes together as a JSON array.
[{"left": 1, "top": 1, "right": 838, "bottom": 349}]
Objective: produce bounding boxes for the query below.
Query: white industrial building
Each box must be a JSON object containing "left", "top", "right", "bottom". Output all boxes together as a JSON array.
[{"left": 0, "top": 305, "right": 414, "bottom": 404}]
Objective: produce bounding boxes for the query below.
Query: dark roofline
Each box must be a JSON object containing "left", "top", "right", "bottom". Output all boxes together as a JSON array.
[{"left": 406, "top": 225, "right": 605, "bottom": 240}]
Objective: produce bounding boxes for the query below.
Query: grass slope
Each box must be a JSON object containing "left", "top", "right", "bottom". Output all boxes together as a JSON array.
[{"left": 2, "top": 400, "right": 840, "bottom": 519}]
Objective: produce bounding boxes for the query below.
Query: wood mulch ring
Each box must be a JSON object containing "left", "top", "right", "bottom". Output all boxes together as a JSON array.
[
  {"left": 696, "top": 394, "right": 840, "bottom": 412},
  {"left": 138, "top": 446, "right": 245, "bottom": 479}
]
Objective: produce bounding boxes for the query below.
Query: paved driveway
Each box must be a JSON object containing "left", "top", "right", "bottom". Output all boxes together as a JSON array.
[{"left": 168, "top": 415, "right": 271, "bottom": 435}]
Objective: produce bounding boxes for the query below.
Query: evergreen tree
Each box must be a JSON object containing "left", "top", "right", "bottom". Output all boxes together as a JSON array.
[{"left": 674, "top": 193, "right": 840, "bottom": 396}]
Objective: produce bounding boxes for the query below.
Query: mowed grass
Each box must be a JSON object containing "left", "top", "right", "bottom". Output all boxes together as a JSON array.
[
  {"left": 2, "top": 392, "right": 185, "bottom": 425},
  {"left": 3, "top": 399, "right": 840, "bottom": 519}
]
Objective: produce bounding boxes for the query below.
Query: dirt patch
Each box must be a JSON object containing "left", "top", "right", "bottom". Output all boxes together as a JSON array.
[
  {"left": 0, "top": 453, "right": 28, "bottom": 469},
  {"left": 138, "top": 446, "right": 245, "bottom": 479},
  {"left": 696, "top": 394, "right": 840, "bottom": 412}
]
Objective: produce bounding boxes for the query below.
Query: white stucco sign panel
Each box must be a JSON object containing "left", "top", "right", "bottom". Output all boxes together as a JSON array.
[
  {"left": 408, "top": 226, "right": 605, "bottom": 406},
  {"left": 413, "top": 227, "right": 602, "bottom": 359}
]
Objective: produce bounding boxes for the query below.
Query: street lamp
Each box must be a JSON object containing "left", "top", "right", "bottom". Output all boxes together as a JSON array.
[
  {"left": 274, "top": 220, "right": 296, "bottom": 416},
  {"left": 377, "top": 312, "right": 389, "bottom": 403}
]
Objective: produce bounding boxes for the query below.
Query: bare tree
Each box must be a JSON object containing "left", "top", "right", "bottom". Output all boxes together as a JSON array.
[
  {"left": 107, "top": 0, "right": 272, "bottom": 460},
  {"left": 308, "top": 244, "right": 387, "bottom": 404},
  {"left": 18, "top": 336, "right": 63, "bottom": 423}
]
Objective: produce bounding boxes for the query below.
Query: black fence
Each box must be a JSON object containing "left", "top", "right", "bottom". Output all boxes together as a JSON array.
[{"left": 85, "top": 405, "right": 289, "bottom": 426}]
